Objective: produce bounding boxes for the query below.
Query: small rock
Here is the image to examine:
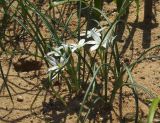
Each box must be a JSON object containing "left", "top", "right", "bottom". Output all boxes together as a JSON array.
[{"left": 17, "top": 95, "right": 24, "bottom": 102}]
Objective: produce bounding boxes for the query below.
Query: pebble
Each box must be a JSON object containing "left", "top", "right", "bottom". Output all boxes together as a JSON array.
[{"left": 17, "top": 95, "right": 24, "bottom": 102}]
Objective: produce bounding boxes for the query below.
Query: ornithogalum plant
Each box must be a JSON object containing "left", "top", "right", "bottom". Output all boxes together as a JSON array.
[{"left": 3, "top": 0, "right": 159, "bottom": 122}]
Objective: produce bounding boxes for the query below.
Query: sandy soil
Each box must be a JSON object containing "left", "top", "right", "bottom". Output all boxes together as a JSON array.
[{"left": 0, "top": 1, "right": 160, "bottom": 123}]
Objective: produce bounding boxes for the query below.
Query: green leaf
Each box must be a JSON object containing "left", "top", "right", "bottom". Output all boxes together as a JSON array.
[{"left": 147, "top": 97, "right": 160, "bottom": 123}]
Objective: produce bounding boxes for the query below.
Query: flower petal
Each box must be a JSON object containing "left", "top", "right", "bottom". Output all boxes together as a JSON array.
[
  {"left": 60, "top": 57, "right": 65, "bottom": 63},
  {"left": 71, "top": 47, "right": 77, "bottom": 52},
  {"left": 102, "top": 42, "right": 108, "bottom": 48},
  {"left": 97, "top": 27, "right": 106, "bottom": 33},
  {"left": 79, "top": 39, "right": 85, "bottom": 46},
  {"left": 91, "top": 31, "right": 101, "bottom": 42},
  {"left": 90, "top": 44, "right": 99, "bottom": 51},
  {"left": 86, "top": 40, "right": 96, "bottom": 45},
  {"left": 51, "top": 74, "right": 58, "bottom": 80},
  {"left": 47, "top": 56, "right": 57, "bottom": 66},
  {"left": 48, "top": 66, "right": 59, "bottom": 72}
]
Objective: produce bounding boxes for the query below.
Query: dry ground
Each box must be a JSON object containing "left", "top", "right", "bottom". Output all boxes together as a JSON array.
[{"left": 0, "top": 1, "right": 160, "bottom": 123}]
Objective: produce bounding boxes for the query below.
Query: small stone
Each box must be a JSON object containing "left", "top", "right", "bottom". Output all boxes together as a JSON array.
[{"left": 17, "top": 95, "right": 24, "bottom": 102}]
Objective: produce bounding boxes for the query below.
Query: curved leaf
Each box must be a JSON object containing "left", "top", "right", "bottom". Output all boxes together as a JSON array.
[{"left": 147, "top": 97, "right": 160, "bottom": 123}]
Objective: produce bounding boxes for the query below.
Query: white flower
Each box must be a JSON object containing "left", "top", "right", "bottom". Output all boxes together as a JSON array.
[
  {"left": 86, "top": 35, "right": 116, "bottom": 51},
  {"left": 46, "top": 45, "right": 71, "bottom": 80},
  {"left": 80, "top": 27, "right": 105, "bottom": 38},
  {"left": 60, "top": 44, "right": 72, "bottom": 53},
  {"left": 83, "top": 27, "right": 117, "bottom": 51},
  {"left": 46, "top": 51, "right": 68, "bottom": 79},
  {"left": 86, "top": 40, "right": 101, "bottom": 51},
  {"left": 47, "top": 55, "right": 66, "bottom": 80},
  {"left": 47, "top": 43, "right": 73, "bottom": 57},
  {"left": 46, "top": 54, "right": 65, "bottom": 72},
  {"left": 86, "top": 29, "right": 103, "bottom": 51},
  {"left": 80, "top": 27, "right": 108, "bottom": 51},
  {"left": 71, "top": 39, "right": 86, "bottom": 52},
  {"left": 47, "top": 47, "right": 63, "bottom": 57}
]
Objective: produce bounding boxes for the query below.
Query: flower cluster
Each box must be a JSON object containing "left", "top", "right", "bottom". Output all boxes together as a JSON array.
[
  {"left": 80, "top": 27, "right": 112, "bottom": 51},
  {"left": 46, "top": 27, "right": 115, "bottom": 79}
]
